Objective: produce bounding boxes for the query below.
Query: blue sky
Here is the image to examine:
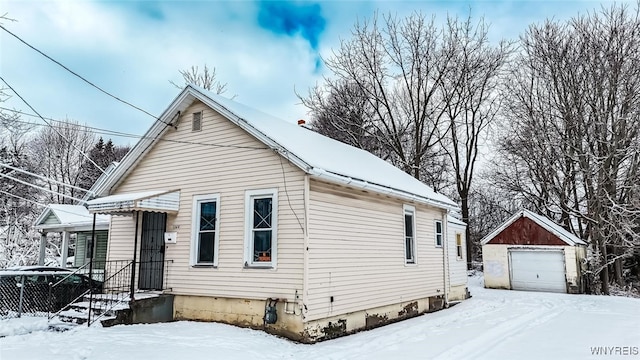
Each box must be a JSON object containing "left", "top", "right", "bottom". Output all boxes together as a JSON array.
[{"left": 0, "top": 0, "right": 623, "bottom": 146}]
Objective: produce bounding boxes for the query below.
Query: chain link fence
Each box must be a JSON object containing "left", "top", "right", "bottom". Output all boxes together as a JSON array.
[{"left": 0, "top": 274, "right": 55, "bottom": 319}]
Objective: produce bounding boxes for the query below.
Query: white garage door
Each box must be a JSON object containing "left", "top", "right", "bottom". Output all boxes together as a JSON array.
[{"left": 510, "top": 250, "right": 566, "bottom": 293}]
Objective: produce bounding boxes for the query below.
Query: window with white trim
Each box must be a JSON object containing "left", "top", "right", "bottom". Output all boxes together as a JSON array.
[
  {"left": 456, "top": 233, "right": 463, "bottom": 260},
  {"left": 403, "top": 205, "right": 416, "bottom": 264},
  {"left": 191, "top": 194, "right": 220, "bottom": 266},
  {"left": 245, "top": 189, "right": 278, "bottom": 267},
  {"left": 435, "top": 220, "right": 443, "bottom": 247}
]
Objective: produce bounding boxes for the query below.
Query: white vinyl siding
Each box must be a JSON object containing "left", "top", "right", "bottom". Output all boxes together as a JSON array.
[
  {"left": 191, "top": 194, "right": 220, "bottom": 266},
  {"left": 447, "top": 221, "right": 467, "bottom": 287},
  {"left": 106, "top": 101, "right": 305, "bottom": 301},
  {"left": 244, "top": 189, "right": 278, "bottom": 268},
  {"left": 307, "top": 180, "right": 445, "bottom": 321}
]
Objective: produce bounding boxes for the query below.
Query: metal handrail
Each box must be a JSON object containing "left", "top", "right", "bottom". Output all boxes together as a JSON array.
[
  {"left": 87, "top": 260, "right": 133, "bottom": 326},
  {"left": 50, "top": 262, "right": 92, "bottom": 289}
]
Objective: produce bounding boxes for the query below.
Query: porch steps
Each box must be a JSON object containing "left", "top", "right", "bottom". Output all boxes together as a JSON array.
[{"left": 50, "top": 294, "right": 130, "bottom": 328}]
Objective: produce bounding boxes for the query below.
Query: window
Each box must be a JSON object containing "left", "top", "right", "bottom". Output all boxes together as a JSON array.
[
  {"left": 191, "top": 194, "right": 220, "bottom": 266},
  {"left": 192, "top": 111, "right": 202, "bottom": 131},
  {"left": 403, "top": 205, "right": 416, "bottom": 264},
  {"left": 456, "top": 233, "right": 463, "bottom": 260},
  {"left": 435, "top": 220, "right": 443, "bottom": 247},
  {"left": 245, "top": 189, "right": 278, "bottom": 267}
]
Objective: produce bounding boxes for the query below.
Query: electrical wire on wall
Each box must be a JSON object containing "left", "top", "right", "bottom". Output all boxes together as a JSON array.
[{"left": 278, "top": 151, "right": 304, "bottom": 233}]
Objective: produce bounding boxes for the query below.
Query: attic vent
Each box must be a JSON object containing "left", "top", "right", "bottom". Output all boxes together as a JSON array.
[{"left": 192, "top": 112, "right": 202, "bottom": 131}]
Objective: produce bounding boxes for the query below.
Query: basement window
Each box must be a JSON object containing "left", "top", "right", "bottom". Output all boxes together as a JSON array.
[{"left": 192, "top": 111, "right": 202, "bottom": 131}]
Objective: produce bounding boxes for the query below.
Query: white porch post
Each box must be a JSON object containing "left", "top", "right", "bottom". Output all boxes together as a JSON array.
[
  {"left": 38, "top": 232, "right": 47, "bottom": 266},
  {"left": 61, "top": 231, "right": 70, "bottom": 268}
]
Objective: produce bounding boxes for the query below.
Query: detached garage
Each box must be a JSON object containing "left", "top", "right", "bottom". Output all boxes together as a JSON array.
[{"left": 481, "top": 210, "right": 587, "bottom": 294}]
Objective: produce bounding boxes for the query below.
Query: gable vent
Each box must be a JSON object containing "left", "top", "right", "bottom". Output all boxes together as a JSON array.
[{"left": 192, "top": 112, "right": 202, "bottom": 131}]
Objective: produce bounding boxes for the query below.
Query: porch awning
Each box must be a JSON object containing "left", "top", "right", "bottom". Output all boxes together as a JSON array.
[{"left": 87, "top": 190, "right": 180, "bottom": 214}]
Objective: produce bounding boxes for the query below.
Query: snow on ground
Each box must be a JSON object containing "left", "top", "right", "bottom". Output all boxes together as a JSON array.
[{"left": 1, "top": 276, "right": 639, "bottom": 360}]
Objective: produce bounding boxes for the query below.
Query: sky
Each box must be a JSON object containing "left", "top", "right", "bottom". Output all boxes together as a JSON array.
[{"left": 0, "top": 0, "right": 626, "bottom": 147}]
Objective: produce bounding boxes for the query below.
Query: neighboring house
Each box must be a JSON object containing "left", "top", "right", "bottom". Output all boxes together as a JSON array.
[
  {"left": 481, "top": 209, "right": 587, "bottom": 294},
  {"left": 33, "top": 163, "right": 119, "bottom": 269},
  {"left": 34, "top": 204, "right": 110, "bottom": 268},
  {"left": 86, "top": 84, "right": 465, "bottom": 342}
]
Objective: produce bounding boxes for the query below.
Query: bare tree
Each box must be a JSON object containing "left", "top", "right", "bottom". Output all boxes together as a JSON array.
[
  {"left": 29, "top": 120, "right": 96, "bottom": 204},
  {"left": 496, "top": 3, "right": 640, "bottom": 294},
  {"left": 466, "top": 183, "right": 522, "bottom": 264},
  {"left": 301, "top": 80, "right": 387, "bottom": 159},
  {"left": 301, "top": 12, "right": 455, "bottom": 189},
  {"left": 170, "top": 64, "right": 232, "bottom": 97},
  {"left": 0, "top": 107, "right": 42, "bottom": 268},
  {"left": 439, "top": 15, "right": 513, "bottom": 268}
]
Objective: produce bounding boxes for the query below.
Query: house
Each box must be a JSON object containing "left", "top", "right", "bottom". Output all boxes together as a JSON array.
[
  {"left": 86, "top": 84, "right": 465, "bottom": 342},
  {"left": 33, "top": 163, "right": 119, "bottom": 269},
  {"left": 34, "top": 204, "right": 110, "bottom": 268},
  {"left": 481, "top": 209, "right": 587, "bottom": 294}
]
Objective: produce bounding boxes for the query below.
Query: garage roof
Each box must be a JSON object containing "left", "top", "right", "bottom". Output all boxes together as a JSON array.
[{"left": 480, "top": 209, "right": 587, "bottom": 246}]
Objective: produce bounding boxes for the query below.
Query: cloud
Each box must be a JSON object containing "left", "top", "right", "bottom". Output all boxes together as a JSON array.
[
  {"left": 135, "top": 2, "right": 165, "bottom": 21},
  {"left": 256, "top": 1, "right": 326, "bottom": 50}
]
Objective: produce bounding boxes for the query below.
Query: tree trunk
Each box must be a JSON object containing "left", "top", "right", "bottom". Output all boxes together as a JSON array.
[
  {"left": 600, "top": 243, "right": 610, "bottom": 295},
  {"left": 614, "top": 246, "right": 624, "bottom": 286},
  {"left": 461, "top": 196, "right": 473, "bottom": 270}
]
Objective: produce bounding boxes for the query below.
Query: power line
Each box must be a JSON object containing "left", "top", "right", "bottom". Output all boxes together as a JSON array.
[
  {"left": 1, "top": 107, "right": 140, "bottom": 139},
  {"left": 0, "top": 76, "right": 106, "bottom": 174},
  {"left": 0, "top": 24, "right": 170, "bottom": 126},
  {"left": 0, "top": 163, "right": 93, "bottom": 195},
  {"left": 0, "top": 106, "right": 270, "bottom": 150},
  {"left": 0, "top": 172, "right": 87, "bottom": 203},
  {"left": 0, "top": 190, "right": 46, "bottom": 208}
]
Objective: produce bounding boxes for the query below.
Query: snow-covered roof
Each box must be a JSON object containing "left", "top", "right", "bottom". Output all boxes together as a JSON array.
[
  {"left": 480, "top": 209, "right": 587, "bottom": 246},
  {"left": 93, "top": 85, "right": 458, "bottom": 211},
  {"left": 447, "top": 214, "right": 466, "bottom": 226},
  {"left": 34, "top": 204, "right": 110, "bottom": 231}
]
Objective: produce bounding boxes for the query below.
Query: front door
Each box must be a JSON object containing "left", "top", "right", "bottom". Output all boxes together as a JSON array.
[{"left": 139, "top": 212, "right": 166, "bottom": 290}]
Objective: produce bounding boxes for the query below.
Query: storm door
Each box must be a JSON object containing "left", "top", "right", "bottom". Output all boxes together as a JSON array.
[{"left": 139, "top": 212, "right": 166, "bottom": 290}]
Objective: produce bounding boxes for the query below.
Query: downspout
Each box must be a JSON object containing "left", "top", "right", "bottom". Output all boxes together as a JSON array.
[
  {"left": 130, "top": 211, "right": 140, "bottom": 302},
  {"left": 442, "top": 212, "right": 449, "bottom": 306},
  {"left": 302, "top": 174, "right": 310, "bottom": 321}
]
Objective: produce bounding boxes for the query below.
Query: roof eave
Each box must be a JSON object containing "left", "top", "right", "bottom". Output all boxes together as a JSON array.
[
  {"left": 35, "top": 222, "right": 110, "bottom": 232},
  {"left": 309, "top": 168, "right": 459, "bottom": 212},
  {"left": 189, "top": 86, "right": 314, "bottom": 173},
  {"left": 92, "top": 90, "right": 195, "bottom": 197}
]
